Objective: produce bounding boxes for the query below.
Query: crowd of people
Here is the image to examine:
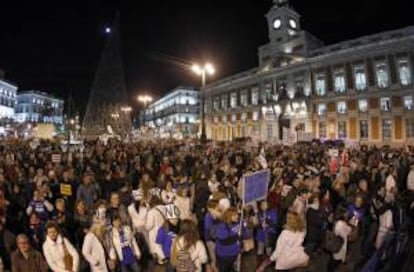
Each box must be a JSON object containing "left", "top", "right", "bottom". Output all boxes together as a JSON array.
[{"left": 0, "top": 137, "right": 413, "bottom": 272}]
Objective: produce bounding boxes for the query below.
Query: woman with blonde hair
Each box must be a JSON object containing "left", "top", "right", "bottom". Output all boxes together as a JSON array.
[
  {"left": 270, "top": 212, "right": 309, "bottom": 271},
  {"left": 82, "top": 224, "right": 116, "bottom": 272}
]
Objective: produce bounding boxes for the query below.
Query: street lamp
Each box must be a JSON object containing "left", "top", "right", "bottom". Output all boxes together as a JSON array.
[
  {"left": 191, "top": 62, "right": 215, "bottom": 143},
  {"left": 137, "top": 95, "right": 153, "bottom": 129}
]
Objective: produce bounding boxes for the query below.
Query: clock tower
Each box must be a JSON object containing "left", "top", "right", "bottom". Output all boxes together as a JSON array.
[
  {"left": 258, "top": 0, "right": 323, "bottom": 66},
  {"left": 266, "top": 0, "right": 301, "bottom": 46}
]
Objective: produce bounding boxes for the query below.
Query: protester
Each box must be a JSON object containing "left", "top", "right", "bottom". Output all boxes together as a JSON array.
[
  {"left": 11, "top": 234, "right": 48, "bottom": 272},
  {"left": 42, "top": 221, "right": 79, "bottom": 272}
]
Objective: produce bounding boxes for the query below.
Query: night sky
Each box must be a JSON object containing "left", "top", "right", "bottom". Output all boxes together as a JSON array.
[{"left": 0, "top": 0, "right": 412, "bottom": 114}]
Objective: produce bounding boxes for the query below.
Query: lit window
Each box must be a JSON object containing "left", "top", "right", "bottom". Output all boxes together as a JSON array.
[
  {"left": 407, "top": 119, "right": 414, "bottom": 138},
  {"left": 315, "top": 74, "right": 326, "bottom": 96},
  {"left": 337, "top": 101, "right": 347, "bottom": 114},
  {"left": 382, "top": 119, "right": 392, "bottom": 140},
  {"left": 231, "top": 114, "right": 237, "bottom": 123},
  {"left": 360, "top": 120, "right": 369, "bottom": 139},
  {"left": 334, "top": 71, "right": 346, "bottom": 93},
  {"left": 359, "top": 99, "right": 368, "bottom": 112},
  {"left": 230, "top": 92, "right": 238, "bottom": 108},
  {"left": 252, "top": 111, "right": 259, "bottom": 121},
  {"left": 241, "top": 113, "right": 247, "bottom": 122},
  {"left": 221, "top": 95, "right": 228, "bottom": 110},
  {"left": 376, "top": 62, "right": 390, "bottom": 88},
  {"left": 251, "top": 88, "right": 259, "bottom": 105},
  {"left": 222, "top": 115, "right": 227, "bottom": 123},
  {"left": 0, "top": 88, "right": 3, "bottom": 94},
  {"left": 317, "top": 103, "right": 326, "bottom": 116},
  {"left": 240, "top": 91, "right": 248, "bottom": 107},
  {"left": 398, "top": 59, "right": 412, "bottom": 86},
  {"left": 380, "top": 97, "right": 391, "bottom": 111},
  {"left": 404, "top": 96, "right": 413, "bottom": 110},
  {"left": 262, "top": 84, "right": 272, "bottom": 104},
  {"left": 319, "top": 122, "right": 327, "bottom": 138},
  {"left": 354, "top": 65, "right": 367, "bottom": 91},
  {"left": 338, "top": 121, "right": 347, "bottom": 139},
  {"left": 33, "top": 98, "right": 36, "bottom": 103}
]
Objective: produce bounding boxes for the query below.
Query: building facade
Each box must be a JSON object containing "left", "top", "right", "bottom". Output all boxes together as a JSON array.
[
  {"left": 0, "top": 79, "right": 18, "bottom": 121},
  {"left": 14, "top": 91, "right": 64, "bottom": 125},
  {"left": 202, "top": 0, "right": 414, "bottom": 145},
  {"left": 141, "top": 87, "right": 199, "bottom": 138}
]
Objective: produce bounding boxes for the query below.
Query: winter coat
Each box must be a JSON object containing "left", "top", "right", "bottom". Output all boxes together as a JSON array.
[
  {"left": 111, "top": 226, "right": 141, "bottom": 262},
  {"left": 305, "top": 207, "right": 326, "bottom": 245},
  {"left": 82, "top": 232, "right": 115, "bottom": 272},
  {"left": 11, "top": 249, "right": 49, "bottom": 272},
  {"left": 145, "top": 205, "right": 167, "bottom": 259},
  {"left": 270, "top": 229, "right": 309, "bottom": 270},
  {"left": 127, "top": 203, "right": 148, "bottom": 233},
  {"left": 42, "top": 235, "right": 80, "bottom": 272}
]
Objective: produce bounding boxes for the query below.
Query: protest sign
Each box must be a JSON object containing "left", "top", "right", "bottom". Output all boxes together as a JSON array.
[
  {"left": 242, "top": 170, "right": 270, "bottom": 205},
  {"left": 51, "top": 154, "right": 62, "bottom": 163}
]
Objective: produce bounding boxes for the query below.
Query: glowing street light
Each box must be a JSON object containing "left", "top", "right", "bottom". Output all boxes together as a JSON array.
[
  {"left": 191, "top": 62, "right": 216, "bottom": 143},
  {"left": 137, "top": 95, "right": 153, "bottom": 129},
  {"left": 121, "top": 106, "right": 132, "bottom": 113}
]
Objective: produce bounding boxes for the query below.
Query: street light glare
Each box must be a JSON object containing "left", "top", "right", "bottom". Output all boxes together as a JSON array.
[
  {"left": 205, "top": 63, "right": 215, "bottom": 75},
  {"left": 192, "top": 64, "right": 202, "bottom": 75}
]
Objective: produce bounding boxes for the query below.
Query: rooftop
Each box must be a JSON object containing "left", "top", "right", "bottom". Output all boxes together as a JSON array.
[{"left": 18, "top": 90, "right": 64, "bottom": 102}]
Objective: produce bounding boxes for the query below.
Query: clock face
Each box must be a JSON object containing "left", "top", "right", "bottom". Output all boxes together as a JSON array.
[
  {"left": 273, "top": 19, "right": 281, "bottom": 29},
  {"left": 289, "top": 19, "right": 297, "bottom": 29}
]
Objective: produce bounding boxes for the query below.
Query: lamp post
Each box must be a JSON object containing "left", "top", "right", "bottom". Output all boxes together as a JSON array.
[
  {"left": 137, "top": 95, "right": 153, "bottom": 130},
  {"left": 192, "top": 63, "right": 215, "bottom": 143}
]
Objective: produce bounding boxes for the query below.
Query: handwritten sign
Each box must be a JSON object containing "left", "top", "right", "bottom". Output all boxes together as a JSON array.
[
  {"left": 60, "top": 183, "right": 72, "bottom": 196},
  {"left": 52, "top": 154, "right": 62, "bottom": 163},
  {"left": 242, "top": 170, "right": 270, "bottom": 205}
]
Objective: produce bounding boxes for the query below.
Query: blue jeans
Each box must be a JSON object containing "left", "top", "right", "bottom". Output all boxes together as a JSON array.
[{"left": 217, "top": 255, "right": 237, "bottom": 272}]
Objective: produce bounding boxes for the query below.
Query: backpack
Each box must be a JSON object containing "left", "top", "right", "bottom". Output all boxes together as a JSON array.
[
  {"left": 323, "top": 230, "right": 344, "bottom": 253},
  {"left": 175, "top": 246, "right": 196, "bottom": 272}
]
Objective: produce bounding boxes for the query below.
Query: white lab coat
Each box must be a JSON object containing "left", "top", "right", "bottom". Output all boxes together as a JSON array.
[
  {"left": 270, "top": 230, "right": 309, "bottom": 270},
  {"left": 43, "top": 235, "right": 80, "bottom": 272},
  {"left": 82, "top": 232, "right": 115, "bottom": 272},
  {"left": 111, "top": 226, "right": 141, "bottom": 262},
  {"left": 145, "top": 205, "right": 167, "bottom": 260}
]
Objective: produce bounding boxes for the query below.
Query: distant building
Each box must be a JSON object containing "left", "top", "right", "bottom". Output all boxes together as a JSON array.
[
  {"left": 14, "top": 91, "right": 64, "bottom": 125},
  {"left": 203, "top": 0, "right": 414, "bottom": 145},
  {"left": 141, "top": 87, "right": 199, "bottom": 138},
  {"left": 0, "top": 79, "right": 18, "bottom": 121}
]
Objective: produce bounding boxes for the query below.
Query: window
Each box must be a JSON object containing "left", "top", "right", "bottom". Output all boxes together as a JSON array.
[
  {"left": 315, "top": 74, "right": 326, "bottom": 96},
  {"left": 221, "top": 95, "right": 228, "bottom": 110},
  {"left": 241, "top": 113, "right": 247, "bottom": 122},
  {"left": 240, "top": 91, "right": 248, "bottom": 107},
  {"left": 358, "top": 99, "right": 368, "bottom": 112},
  {"left": 252, "top": 111, "right": 259, "bottom": 121},
  {"left": 337, "top": 101, "right": 347, "bottom": 114},
  {"left": 376, "top": 62, "right": 390, "bottom": 88},
  {"left": 253, "top": 124, "right": 260, "bottom": 134},
  {"left": 213, "top": 97, "right": 220, "bottom": 111},
  {"left": 231, "top": 114, "right": 237, "bottom": 123},
  {"left": 334, "top": 71, "right": 346, "bottom": 93},
  {"left": 222, "top": 115, "right": 227, "bottom": 123},
  {"left": 319, "top": 122, "right": 327, "bottom": 138},
  {"left": 267, "top": 124, "right": 273, "bottom": 139},
  {"left": 262, "top": 84, "right": 272, "bottom": 103},
  {"left": 230, "top": 92, "right": 238, "bottom": 108},
  {"left": 398, "top": 59, "right": 412, "bottom": 86},
  {"left": 251, "top": 88, "right": 259, "bottom": 105},
  {"left": 407, "top": 119, "right": 414, "bottom": 138},
  {"left": 317, "top": 103, "right": 326, "bottom": 116},
  {"left": 354, "top": 65, "right": 367, "bottom": 91},
  {"left": 404, "top": 96, "right": 413, "bottom": 110},
  {"left": 382, "top": 119, "right": 392, "bottom": 139},
  {"left": 380, "top": 97, "right": 391, "bottom": 111},
  {"left": 338, "top": 121, "right": 347, "bottom": 139},
  {"left": 295, "top": 79, "right": 304, "bottom": 97},
  {"left": 360, "top": 120, "right": 369, "bottom": 139},
  {"left": 241, "top": 126, "right": 247, "bottom": 137}
]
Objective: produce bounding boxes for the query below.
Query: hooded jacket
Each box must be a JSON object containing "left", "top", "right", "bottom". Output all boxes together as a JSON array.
[{"left": 42, "top": 235, "right": 79, "bottom": 272}]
